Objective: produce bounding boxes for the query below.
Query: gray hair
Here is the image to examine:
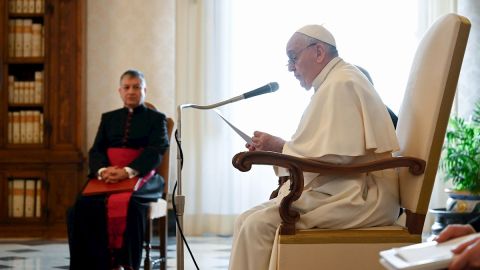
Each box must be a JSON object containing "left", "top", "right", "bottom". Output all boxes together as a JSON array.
[{"left": 120, "top": 69, "right": 146, "bottom": 87}]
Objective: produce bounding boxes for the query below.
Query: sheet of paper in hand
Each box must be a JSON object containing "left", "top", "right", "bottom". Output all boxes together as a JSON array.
[{"left": 213, "top": 109, "right": 253, "bottom": 145}]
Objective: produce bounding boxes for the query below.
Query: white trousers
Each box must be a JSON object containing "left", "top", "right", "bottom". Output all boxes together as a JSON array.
[{"left": 229, "top": 199, "right": 281, "bottom": 270}]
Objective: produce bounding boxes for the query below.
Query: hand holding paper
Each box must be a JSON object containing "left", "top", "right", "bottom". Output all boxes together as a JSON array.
[
  {"left": 249, "top": 131, "right": 285, "bottom": 152},
  {"left": 213, "top": 110, "right": 286, "bottom": 152}
]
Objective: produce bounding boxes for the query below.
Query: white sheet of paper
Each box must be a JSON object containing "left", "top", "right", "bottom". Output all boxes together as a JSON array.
[
  {"left": 214, "top": 109, "right": 253, "bottom": 145},
  {"left": 379, "top": 232, "right": 480, "bottom": 270}
]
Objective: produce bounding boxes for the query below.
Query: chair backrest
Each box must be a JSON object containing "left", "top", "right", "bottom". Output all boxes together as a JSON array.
[
  {"left": 145, "top": 102, "right": 174, "bottom": 200},
  {"left": 158, "top": 117, "right": 174, "bottom": 200},
  {"left": 395, "top": 13, "right": 470, "bottom": 233}
]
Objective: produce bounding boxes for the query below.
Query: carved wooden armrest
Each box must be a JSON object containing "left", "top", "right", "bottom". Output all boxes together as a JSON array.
[
  {"left": 232, "top": 151, "right": 426, "bottom": 235},
  {"left": 270, "top": 176, "right": 289, "bottom": 200}
]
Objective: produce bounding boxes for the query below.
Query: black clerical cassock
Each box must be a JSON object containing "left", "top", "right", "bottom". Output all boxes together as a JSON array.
[{"left": 67, "top": 104, "right": 169, "bottom": 270}]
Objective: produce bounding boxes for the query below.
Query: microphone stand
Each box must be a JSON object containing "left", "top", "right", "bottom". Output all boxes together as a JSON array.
[{"left": 175, "top": 95, "right": 244, "bottom": 270}]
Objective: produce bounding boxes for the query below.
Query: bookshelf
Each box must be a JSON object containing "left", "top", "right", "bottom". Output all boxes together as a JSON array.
[{"left": 0, "top": 0, "right": 86, "bottom": 238}]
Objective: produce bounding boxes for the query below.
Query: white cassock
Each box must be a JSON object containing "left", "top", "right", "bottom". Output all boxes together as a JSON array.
[{"left": 229, "top": 57, "right": 400, "bottom": 270}]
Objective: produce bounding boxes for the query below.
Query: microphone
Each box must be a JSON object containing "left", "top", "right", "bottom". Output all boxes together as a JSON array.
[
  {"left": 243, "top": 82, "right": 279, "bottom": 99},
  {"left": 180, "top": 82, "right": 279, "bottom": 110}
]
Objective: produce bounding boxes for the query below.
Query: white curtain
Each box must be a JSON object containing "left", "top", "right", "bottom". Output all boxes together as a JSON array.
[
  {"left": 175, "top": 0, "right": 240, "bottom": 236},
  {"left": 175, "top": 0, "right": 462, "bottom": 236}
]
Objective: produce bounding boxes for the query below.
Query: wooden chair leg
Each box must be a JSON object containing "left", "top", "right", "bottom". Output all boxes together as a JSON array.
[{"left": 145, "top": 215, "right": 167, "bottom": 270}]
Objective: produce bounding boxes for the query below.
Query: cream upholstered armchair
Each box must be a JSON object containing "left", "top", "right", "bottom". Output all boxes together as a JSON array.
[
  {"left": 143, "top": 102, "right": 173, "bottom": 270},
  {"left": 232, "top": 13, "right": 470, "bottom": 270}
]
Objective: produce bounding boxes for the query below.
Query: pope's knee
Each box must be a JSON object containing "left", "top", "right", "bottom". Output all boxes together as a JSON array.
[
  {"left": 234, "top": 211, "right": 247, "bottom": 232},
  {"left": 239, "top": 212, "right": 275, "bottom": 237}
]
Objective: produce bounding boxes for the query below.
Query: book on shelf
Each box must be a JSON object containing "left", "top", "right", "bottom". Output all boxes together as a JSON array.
[
  {"left": 41, "top": 26, "right": 44, "bottom": 56},
  {"left": 19, "top": 82, "right": 25, "bottom": 103},
  {"left": 23, "top": 82, "right": 29, "bottom": 103},
  {"left": 8, "top": 110, "right": 42, "bottom": 144},
  {"left": 29, "top": 82, "right": 35, "bottom": 103},
  {"left": 19, "top": 111, "right": 26, "bottom": 143},
  {"left": 31, "top": 23, "right": 42, "bottom": 57},
  {"left": 35, "top": 179, "right": 42, "bottom": 217},
  {"left": 40, "top": 113, "right": 43, "bottom": 143},
  {"left": 32, "top": 111, "right": 40, "bottom": 143},
  {"left": 23, "top": 19, "right": 32, "bottom": 57},
  {"left": 35, "top": 0, "right": 44, "bottom": 13},
  {"left": 24, "top": 179, "right": 35, "bottom": 217},
  {"left": 13, "top": 81, "right": 19, "bottom": 103},
  {"left": 14, "top": 19, "right": 23, "bottom": 57},
  {"left": 22, "top": 0, "right": 29, "bottom": 13},
  {"left": 24, "top": 82, "right": 29, "bottom": 103},
  {"left": 8, "top": 75, "right": 43, "bottom": 105},
  {"left": 8, "top": 178, "right": 42, "bottom": 218},
  {"left": 20, "top": 82, "right": 26, "bottom": 103},
  {"left": 12, "top": 179, "right": 25, "bottom": 217},
  {"left": 8, "top": 113, "right": 13, "bottom": 144},
  {"left": 25, "top": 111, "right": 34, "bottom": 143},
  {"left": 8, "top": 76, "right": 14, "bottom": 103},
  {"left": 15, "top": 0, "right": 22, "bottom": 13},
  {"left": 9, "top": 19, "right": 43, "bottom": 58},
  {"left": 379, "top": 232, "right": 480, "bottom": 270},
  {"left": 8, "top": 181, "right": 13, "bottom": 217},
  {"left": 28, "top": 0, "right": 35, "bottom": 13},
  {"left": 12, "top": 112, "right": 20, "bottom": 144},
  {"left": 23, "top": 82, "right": 32, "bottom": 103},
  {"left": 34, "top": 71, "right": 43, "bottom": 103}
]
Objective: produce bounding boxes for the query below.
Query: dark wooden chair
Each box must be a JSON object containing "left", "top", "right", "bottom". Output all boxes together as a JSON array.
[
  {"left": 232, "top": 13, "right": 470, "bottom": 270},
  {"left": 143, "top": 102, "right": 174, "bottom": 270}
]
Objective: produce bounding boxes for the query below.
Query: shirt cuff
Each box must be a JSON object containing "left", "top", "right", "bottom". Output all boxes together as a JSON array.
[
  {"left": 124, "top": 167, "right": 139, "bottom": 179},
  {"left": 97, "top": 168, "right": 106, "bottom": 180}
]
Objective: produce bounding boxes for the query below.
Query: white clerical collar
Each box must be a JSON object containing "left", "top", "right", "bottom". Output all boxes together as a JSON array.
[{"left": 312, "top": 57, "right": 342, "bottom": 91}]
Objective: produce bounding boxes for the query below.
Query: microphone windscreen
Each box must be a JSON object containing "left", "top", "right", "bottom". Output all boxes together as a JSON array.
[
  {"left": 269, "top": 82, "right": 279, "bottom": 92},
  {"left": 243, "top": 82, "right": 279, "bottom": 99}
]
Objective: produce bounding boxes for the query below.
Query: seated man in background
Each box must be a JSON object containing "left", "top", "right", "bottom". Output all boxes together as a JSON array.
[
  {"left": 229, "top": 25, "right": 400, "bottom": 270},
  {"left": 436, "top": 216, "right": 480, "bottom": 270},
  {"left": 67, "top": 69, "right": 169, "bottom": 270},
  {"left": 355, "top": 65, "right": 398, "bottom": 129}
]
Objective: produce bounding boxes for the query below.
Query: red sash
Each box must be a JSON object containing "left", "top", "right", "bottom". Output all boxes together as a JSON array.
[{"left": 105, "top": 148, "right": 154, "bottom": 249}]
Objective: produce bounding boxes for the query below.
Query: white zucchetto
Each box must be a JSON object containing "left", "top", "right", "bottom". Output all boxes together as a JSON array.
[{"left": 296, "top": 25, "right": 336, "bottom": 47}]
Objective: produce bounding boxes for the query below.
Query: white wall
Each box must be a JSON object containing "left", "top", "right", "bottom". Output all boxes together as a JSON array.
[{"left": 86, "top": 0, "right": 176, "bottom": 149}]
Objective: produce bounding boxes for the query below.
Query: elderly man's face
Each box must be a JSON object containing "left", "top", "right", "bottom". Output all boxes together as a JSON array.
[{"left": 286, "top": 33, "right": 321, "bottom": 90}]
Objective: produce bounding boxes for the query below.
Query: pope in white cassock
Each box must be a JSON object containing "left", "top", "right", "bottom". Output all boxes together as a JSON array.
[{"left": 228, "top": 25, "right": 400, "bottom": 270}]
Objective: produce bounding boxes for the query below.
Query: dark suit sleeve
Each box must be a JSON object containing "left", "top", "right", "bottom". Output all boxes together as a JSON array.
[
  {"left": 387, "top": 107, "right": 398, "bottom": 129},
  {"left": 128, "top": 112, "right": 169, "bottom": 176},
  {"left": 88, "top": 114, "right": 110, "bottom": 178},
  {"left": 470, "top": 215, "right": 480, "bottom": 232}
]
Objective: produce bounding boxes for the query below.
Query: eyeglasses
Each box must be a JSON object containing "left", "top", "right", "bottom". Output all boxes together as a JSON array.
[{"left": 286, "top": 43, "right": 317, "bottom": 68}]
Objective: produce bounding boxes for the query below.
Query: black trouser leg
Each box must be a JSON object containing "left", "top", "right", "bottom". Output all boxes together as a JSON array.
[{"left": 67, "top": 195, "right": 110, "bottom": 270}]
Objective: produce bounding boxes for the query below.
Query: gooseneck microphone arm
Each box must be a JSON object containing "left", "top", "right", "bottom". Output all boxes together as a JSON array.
[
  {"left": 180, "top": 81, "right": 279, "bottom": 111},
  {"left": 174, "top": 82, "right": 279, "bottom": 270}
]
